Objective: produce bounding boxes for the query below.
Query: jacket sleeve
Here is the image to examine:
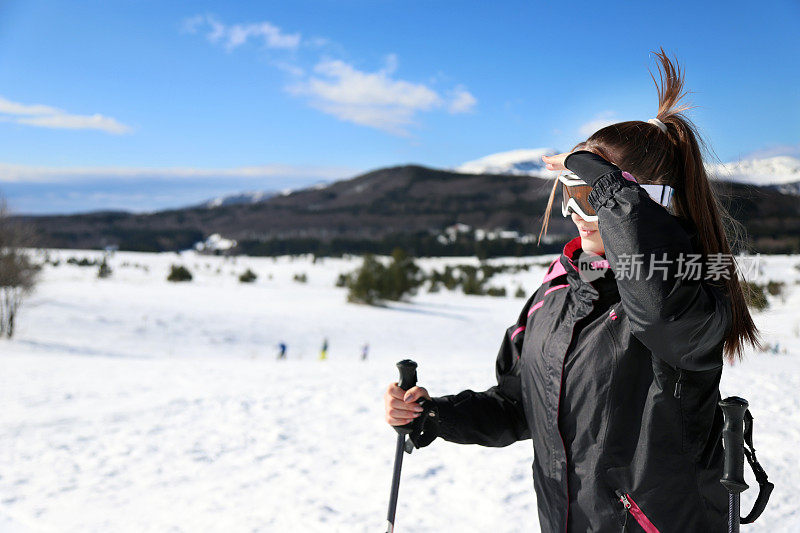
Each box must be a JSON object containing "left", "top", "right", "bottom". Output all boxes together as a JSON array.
[
  {"left": 427, "top": 302, "right": 533, "bottom": 447},
  {"left": 565, "top": 150, "right": 731, "bottom": 371}
]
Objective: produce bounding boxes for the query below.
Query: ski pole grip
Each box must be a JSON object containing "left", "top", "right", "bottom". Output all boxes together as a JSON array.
[
  {"left": 720, "top": 396, "right": 749, "bottom": 493},
  {"left": 396, "top": 359, "right": 418, "bottom": 391},
  {"left": 394, "top": 359, "right": 418, "bottom": 436}
]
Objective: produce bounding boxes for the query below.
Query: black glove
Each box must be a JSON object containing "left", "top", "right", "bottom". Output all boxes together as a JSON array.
[{"left": 408, "top": 399, "right": 440, "bottom": 449}]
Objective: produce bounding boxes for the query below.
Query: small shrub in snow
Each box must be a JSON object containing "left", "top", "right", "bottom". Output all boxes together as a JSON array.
[
  {"left": 515, "top": 286, "right": 526, "bottom": 298},
  {"left": 97, "top": 258, "right": 112, "bottom": 279},
  {"left": 486, "top": 286, "right": 507, "bottom": 297},
  {"left": 293, "top": 273, "right": 308, "bottom": 283},
  {"left": 67, "top": 257, "right": 97, "bottom": 267},
  {"left": 766, "top": 281, "right": 785, "bottom": 297},
  {"left": 239, "top": 269, "right": 258, "bottom": 283},
  {"left": 429, "top": 266, "right": 459, "bottom": 291},
  {"left": 335, "top": 273, "right": 348, "bottom": 287},
  {"left": 460, "top": 266, "right": 485, "bottom": 295},
  {"left": 167, "top": 265, "right": 193, "bottom": 282}
]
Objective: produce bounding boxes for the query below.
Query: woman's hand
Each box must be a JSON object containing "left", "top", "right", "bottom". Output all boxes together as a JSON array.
[
  {"left": 384, "top": 383, "right": 431, "bottom": 426},
  {"left": 542, "top": 152, "right": 571, "bottom": 171}
]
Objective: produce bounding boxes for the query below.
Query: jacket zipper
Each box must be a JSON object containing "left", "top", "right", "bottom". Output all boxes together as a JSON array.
[
  {"left": 616, "top": 491, "right": 661, "bottom": 533},
  {"left": 673, "top": 369, "right": 683, "bottom": 399}
]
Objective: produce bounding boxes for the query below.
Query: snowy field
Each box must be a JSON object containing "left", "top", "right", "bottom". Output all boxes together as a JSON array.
[{"left": 1, "top": 250, "right": 799, "bottom": 532}]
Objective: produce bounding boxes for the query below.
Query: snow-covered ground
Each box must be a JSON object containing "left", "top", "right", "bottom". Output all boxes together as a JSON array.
[{"left": 1, "top": 250, "right": 799, "bottom": 532}]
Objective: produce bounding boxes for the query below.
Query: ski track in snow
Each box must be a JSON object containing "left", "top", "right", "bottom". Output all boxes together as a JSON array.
[{"left": 1, "top": 250, "right": 799, "bottom": 532}]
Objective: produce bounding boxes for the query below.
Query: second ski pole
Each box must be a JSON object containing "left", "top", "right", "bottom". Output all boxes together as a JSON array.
[{"left": 720, "top": 396, "right": 749, "bottom": 533}]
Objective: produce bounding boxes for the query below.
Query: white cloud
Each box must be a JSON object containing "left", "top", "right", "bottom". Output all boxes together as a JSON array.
[
  {"left": 578, "top": 111, "right": 617, "bottom": 137},
  {"left": 184, "top": 16, "right": 477, "bottom": 135},
  {"left": 184, "top": 15, "right": 301, "bottom": 51},
  {"left": 288, "top": 57, "right": 473, "bottom": 136},
  {"left": 448, "top": 86, "right": 477, "bottom": 114},
  {"left": 17, "top": 114, "right": 131, "bottom": 134},
  {"left": 0, "top": 96, "right": 60, "bottom": 116},
  {"left": 0, "top": 95, "right": 131, "bottom": 134},
  {"left": 0, "top": 162, "right": 356, "bottom": 184}
]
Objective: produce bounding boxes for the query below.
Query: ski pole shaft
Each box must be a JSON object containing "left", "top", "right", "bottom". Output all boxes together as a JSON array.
[
  {"left": 386, "top": 434, "right": 406, "bottom": 533},
  {"left": 720, "top": 396, "right": 749, "bottom": 533},
  {"left": 385, "top": 359, "right": 418, "bottom": 533}
]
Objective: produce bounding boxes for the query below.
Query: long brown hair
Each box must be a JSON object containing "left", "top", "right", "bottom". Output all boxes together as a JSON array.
[{"left": 543, "top": 49, "right": 759, "bottom": 361}]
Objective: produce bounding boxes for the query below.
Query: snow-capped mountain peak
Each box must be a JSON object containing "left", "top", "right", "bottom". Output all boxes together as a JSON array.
[
  {"left": 708, "top": 155, "right": 800, "bottom": 186},
  {"left": 202, "top": 191, "right": 275, "bottom": 209},
  {"left": 455, "top": 148, "right": 560, "bottom": 177},
  {"left": 457, "top": 149, "right": 800, "bottom": 193}
]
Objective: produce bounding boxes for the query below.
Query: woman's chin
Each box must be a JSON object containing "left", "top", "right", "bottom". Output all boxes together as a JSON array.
[{"left": 580, "top": 237, "right": 605, "bottom": 256}]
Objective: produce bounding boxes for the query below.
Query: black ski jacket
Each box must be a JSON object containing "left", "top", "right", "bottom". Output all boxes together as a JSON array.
[{"left": 428, "top": 151, "right": 732, "bottom": 532}]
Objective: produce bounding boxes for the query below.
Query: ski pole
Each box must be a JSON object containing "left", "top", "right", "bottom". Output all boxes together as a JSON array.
[
  {"left": 385, "top": 359, "right": 418, "bottom": 533},
  {"left": 720, "top": 396, "right": 749, "bottom": 533}
]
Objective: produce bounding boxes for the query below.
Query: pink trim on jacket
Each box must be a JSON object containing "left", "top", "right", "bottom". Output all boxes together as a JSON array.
[
  {"left": 542, "top": 258, "right": 567, "bottom": 283},
  {"left": 622, "top": 494, "right": 661, "bottom": 533}
]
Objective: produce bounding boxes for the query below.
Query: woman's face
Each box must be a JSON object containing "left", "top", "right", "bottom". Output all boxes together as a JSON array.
[{"left": 571, "top": 212, "right": 605, "bottom": 255}]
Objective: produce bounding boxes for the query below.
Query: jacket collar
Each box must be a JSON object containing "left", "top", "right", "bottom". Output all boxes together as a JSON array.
[{"left": 559, "top": 237, "right": 618, "bottom": 301}]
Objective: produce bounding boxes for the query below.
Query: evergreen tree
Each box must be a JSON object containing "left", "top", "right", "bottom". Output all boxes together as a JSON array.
[
  {"left": 167, "top": 265, "right": 193, "bottom": 282},
  {"left": 239, "top": 269, "right": 257, "bottom": 283}
]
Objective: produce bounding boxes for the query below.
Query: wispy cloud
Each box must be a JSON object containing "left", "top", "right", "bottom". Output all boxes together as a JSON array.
[
  {"left": 0, "top": 162, "right": 356, "bottom": 184},
  {"left": 183, "top": 14, "right": 301, "bottom": 51},
  {"left": 288, "top": 56, "right": 440, "bottom": 135},
  {"left": 0, "top": 95, "right": 131, "bottom": 134},
  {"left": 184, "top": 16, "right": 476, "bottom": 136},
  {"left": 288, "top": 56, "right": 477, "bottom": 135},
  {"left": 448, "top": 86, "right": 477, "bottom": 114},
  {"left": 578, "top": 111, "right": 617, "bottom": 137}
]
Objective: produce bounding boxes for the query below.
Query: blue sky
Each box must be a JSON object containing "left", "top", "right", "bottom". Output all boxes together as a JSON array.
[{"left": 0, "top": 0, "right": 798, "bottom": 214}]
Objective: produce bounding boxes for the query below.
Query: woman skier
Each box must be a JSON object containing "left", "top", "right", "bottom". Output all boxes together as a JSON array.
[{"left": 383, "top": 50, "right": 760, "bottom": 532}]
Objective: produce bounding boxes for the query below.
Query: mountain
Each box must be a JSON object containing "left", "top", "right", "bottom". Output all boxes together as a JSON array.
[
  {"left": 19, "top": 159, "right": 800, "bottom": 255},
  {"left": 20, "top": 165, "right": 570, "bottom": 254},
  {"left": 455, "top": 148, "right": 560, "bottom": 177},
  {"left": 708, "top": 155, "right": 800, "bottom": 186},
  {"left": 200, "top": 191, "right": 277, "bottom": 209},
  {"left": 457, "top": 148, "right": 800, "bottom": 193}
]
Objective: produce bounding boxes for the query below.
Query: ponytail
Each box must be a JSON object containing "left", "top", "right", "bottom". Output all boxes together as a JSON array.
[{"left": 650, "top": 50, "right": 760, "bottom": 361}]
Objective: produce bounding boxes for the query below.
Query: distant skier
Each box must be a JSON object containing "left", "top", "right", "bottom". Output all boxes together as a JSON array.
[
  {"left": 277, "top": 342, "right": 287, "bottom": 360},
  {"left": 361, "top": 342, "right": 369, "bottom": 361},
  {"left": 319, "top": 338, "right": 328, "bottom": 360}
]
